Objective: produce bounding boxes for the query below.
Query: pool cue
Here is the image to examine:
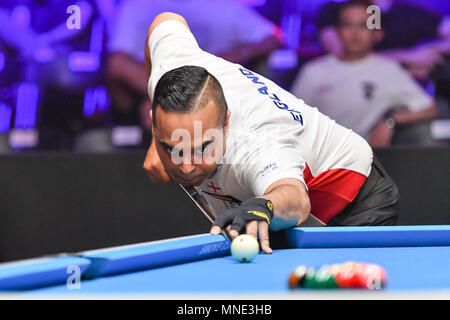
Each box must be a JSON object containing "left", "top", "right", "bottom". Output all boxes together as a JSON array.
[
  {"left": 297, "top": 214, "right": 326, "bottom": 227},
  {"left": 179, "top": 184, "right": 233, "bottom": 239}
]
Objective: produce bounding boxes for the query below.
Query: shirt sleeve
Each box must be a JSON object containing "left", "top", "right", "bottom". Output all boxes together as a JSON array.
[
  {"left": 148, "top": 19, "right": 201, "bottom": 66},
  {"left": 388, "top": 63, "right": 433, "bottom": 112},
  {"left": 147, "top": 19, "right": 203, "bottom": 99},
  {"left": 233, "top": 128, "right": 307, "bottom": 197}
]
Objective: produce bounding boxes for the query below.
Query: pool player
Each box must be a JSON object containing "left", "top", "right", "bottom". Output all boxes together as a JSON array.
[{"left": 142, "top": 12, "right": 399, "bottom": 254}]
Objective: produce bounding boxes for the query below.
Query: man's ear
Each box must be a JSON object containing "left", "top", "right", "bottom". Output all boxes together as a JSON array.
[
  {"left": 150, "top": 109, "right": 155, "bottom": 135},
  {"left": 224, "top": 110, "right": 231, "bottom": 130},
  {"left": 373, "top": 29, "right": 384, "bottom": 44}
]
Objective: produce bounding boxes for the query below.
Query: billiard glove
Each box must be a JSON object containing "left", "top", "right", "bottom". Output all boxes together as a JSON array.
[{"left": 213, "top": 198, "right": 274, "bottom": 233}]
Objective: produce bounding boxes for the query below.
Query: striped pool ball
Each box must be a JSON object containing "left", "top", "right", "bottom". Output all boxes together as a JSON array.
[{"left": 288, "top": 265, "right": 308, "bottom": 289}]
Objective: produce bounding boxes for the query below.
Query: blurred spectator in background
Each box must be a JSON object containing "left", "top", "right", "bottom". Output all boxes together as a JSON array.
[
  {"left": 0, "top": 0, "right": 99, "bottom": 150},
  {"left": 0, "top": 1, "right": 93, "bottom": 62},
  {"left": 291, "top": 0, "right": 438, "bottom": 147},
  {"left": 316, "top": 0, "right": 450, "bottom": 82},
  {"left": 106, "top": 0, "right": 282, "bottom": 132}
]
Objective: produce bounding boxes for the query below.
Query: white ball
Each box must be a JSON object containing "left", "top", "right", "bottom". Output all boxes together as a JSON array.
[{"left": 230, "top": 234, "right": 260, "bottom": 263}]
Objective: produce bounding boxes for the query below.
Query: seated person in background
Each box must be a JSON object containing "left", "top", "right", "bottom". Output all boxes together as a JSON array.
[
  {"left": 0, "top": 0, "right": 96, "bottom": 150},
  {"left": 316, "top": 0, "right": 450, "bottom": 82},
  {"left": 106, "top": 0, "right": 282, "bottom": 131},
  {"left": 291, "top": 0, "right": 438, "bottom": 147},
  {"left": 0, "top": 0, "right": 93, "bottom": 62}
]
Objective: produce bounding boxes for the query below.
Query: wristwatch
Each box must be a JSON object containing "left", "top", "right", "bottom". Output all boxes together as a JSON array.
[
  {"left": 383, "top": 110, "right": 397, "bottom": 129},
  {"left": 384, "top": 117, "right": 396, "bottom": 129}
]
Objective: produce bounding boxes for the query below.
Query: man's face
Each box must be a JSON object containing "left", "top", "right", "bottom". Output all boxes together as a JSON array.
[
  {"left": 153, "top": 100, "right": 229, "bottom": 186},
  {"left": 337, "top": 6, "right": 381, "bottom": 56}
]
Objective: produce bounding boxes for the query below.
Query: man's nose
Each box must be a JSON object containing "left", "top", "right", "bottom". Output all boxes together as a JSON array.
[{"left": 179, "top": 161, "right": 196, "bottom": 176}]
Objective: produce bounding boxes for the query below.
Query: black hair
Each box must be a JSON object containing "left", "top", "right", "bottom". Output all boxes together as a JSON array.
[
  {"left": 335, "top": 0, "right": 374, "bottom": 27},
  {"left": 152, "top": 65, "right": 228, "bottom": 127}
]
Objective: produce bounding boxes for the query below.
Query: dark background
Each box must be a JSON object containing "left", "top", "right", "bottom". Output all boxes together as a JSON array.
[{"left": 0, "top": 147, "right": 449, "bottom": 262}]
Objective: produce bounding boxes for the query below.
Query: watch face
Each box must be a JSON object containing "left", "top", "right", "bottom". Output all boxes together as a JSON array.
[{"left": 385, "top": 118, "right": 396, "bottom": 129}]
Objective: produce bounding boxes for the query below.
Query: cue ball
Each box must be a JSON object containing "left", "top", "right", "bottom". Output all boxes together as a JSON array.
[{"left": 230, "top": 234, "right": 260, "bottom": 263}]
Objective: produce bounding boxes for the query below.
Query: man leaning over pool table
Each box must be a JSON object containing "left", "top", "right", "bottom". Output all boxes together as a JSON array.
[{"left": 141, "top": 12, "right": 399, "bottom": 254}]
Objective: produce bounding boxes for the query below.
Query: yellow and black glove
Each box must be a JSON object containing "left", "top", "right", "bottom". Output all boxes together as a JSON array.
[{"left": 213, "top": 198, "right": 274, "bottom": 234}]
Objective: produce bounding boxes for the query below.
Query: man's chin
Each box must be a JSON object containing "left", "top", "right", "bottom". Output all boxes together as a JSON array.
[{"left": 176, "top": 177, "right": 205, "bottom": 186}]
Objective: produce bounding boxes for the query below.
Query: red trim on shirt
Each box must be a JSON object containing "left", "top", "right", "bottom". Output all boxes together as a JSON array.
[{"left": 303, "top": 163, "right": 367, "bottom": 224}]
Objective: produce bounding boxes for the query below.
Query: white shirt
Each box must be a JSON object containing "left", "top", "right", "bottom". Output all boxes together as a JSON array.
[
  {"left": 148, "top": 20, "right": 373, "bottom": 225},
  {"left": 109, "top": 0, "right": 276, "bottom": 62},
  {"left": 291, "top": 54, "right": 433, "bottom": 139}
]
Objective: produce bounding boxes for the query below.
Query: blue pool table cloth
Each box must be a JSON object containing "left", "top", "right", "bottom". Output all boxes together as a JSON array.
[{"left": 1, "top": 226, "right": 450, "bottom": 295}]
